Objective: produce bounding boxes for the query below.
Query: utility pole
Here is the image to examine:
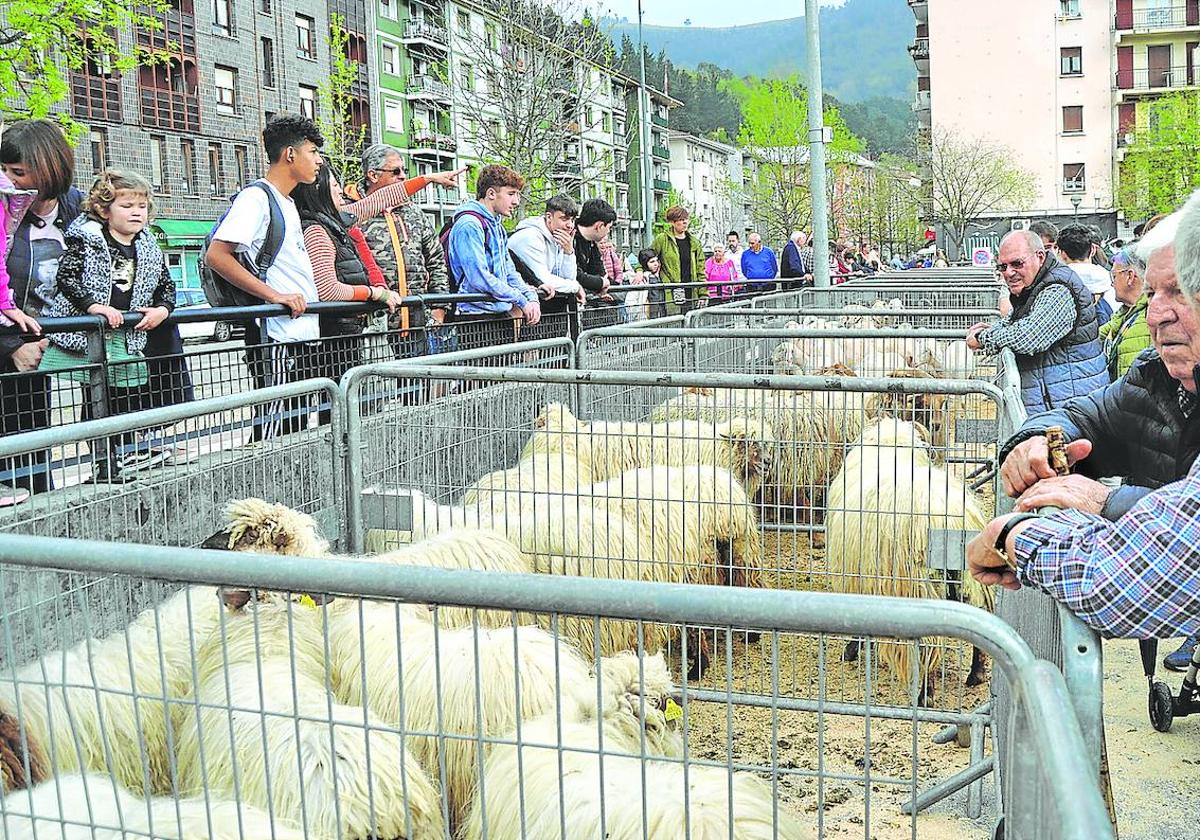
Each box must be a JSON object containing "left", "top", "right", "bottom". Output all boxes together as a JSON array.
[
  {"left": 805, "top": 0, "right": 831, "bottom": 286},
  {"left": 637, "top": 0, "right": 655, "bottom": 246}
]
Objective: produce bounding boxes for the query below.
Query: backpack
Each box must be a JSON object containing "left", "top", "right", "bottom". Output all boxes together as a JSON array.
[
  {"left": 199, "top": 181, "right": 286, "bottom": 308},
  {"left": 437, "top": 209, "right": 490, "bottom": 297}
]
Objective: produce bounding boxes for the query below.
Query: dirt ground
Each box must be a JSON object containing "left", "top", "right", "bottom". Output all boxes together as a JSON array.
[{"left": 680, "top": 529, "right": 994, "bottom": 839}]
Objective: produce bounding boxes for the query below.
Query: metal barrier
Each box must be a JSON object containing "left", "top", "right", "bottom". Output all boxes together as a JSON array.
[
  {"left": 686, "top": 305, "right": 1001, "bottom": 332},
  {"left": 0, "top": 532, "right": 1113, "bottom": 839},
  {"left": 794, "top": 286, "right": 1003, "bottom": 309}
]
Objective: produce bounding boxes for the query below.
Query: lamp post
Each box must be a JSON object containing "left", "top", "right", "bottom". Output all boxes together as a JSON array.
[
  {"left": 637, "top": 0, "right": 654, "bottom": 247},
  {"left": 1070, "top": 195, "right": 1082, "bottom": 222}
]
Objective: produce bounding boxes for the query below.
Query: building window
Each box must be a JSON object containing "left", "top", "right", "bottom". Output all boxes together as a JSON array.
[
  {"left": 181, "top": 139, "right": 196, "bottom": 193},
  {"left": 382, "top": 42, "right": 398, "bottom": 75},
  {"left": 150, "top": 135, "right": 168, "bottom": 191},
  {"left": 89, "top": 129, "right": 107, "bottom": 173},
  {"left": 208, "top": 144, "right": 224, "bottom": 195},
  {"left": 299, "top": 84, "right": 317, "bottom": 119},
  {"left": 702, "top": 175, "right": 709, "bottom": 190},
  {"left": 296, "top": 14, "right": 315, "bottom": 59},
  {"left": 1060, "top": 46, "right": 1082, "bottom": 75},
  {"left": 457, "top": 9, "right": 471, "bottom": 34},
  {"left": 260, "top": 0, "right": 271, "bottom": 13},
  {"left": 485, "top": 23, "right": 497, "bottom": 49},
  {"left": 380, "top": 0, "right": 397, "bottom": 19},
  {"left": 215, "top": 65, "right": 237, "bottom": 114},
  {"left": 1059, "top": 0, "right": 1080, "bottom": 17},
  {"left": 602, "top": 112, "right": 611, "bottom": 133},
  {"left": 261, "top": 38, "right": 276, "bottom": 88},
  {"left": 1063, "top": 163, "right": 1085, "bottom": 193},
  {"left": 212, "top": 0, "right": 232, "bottom": 35},
  {"left": 1062, "top": 105, "right": 1083, "bottom": 134},
  {"left": 461, "top": 61, "right": 475, "bottom": 90},
  {"left": 234, "top": 145, "right": 249, "bottom": 188},
  {"left": 384, "top": 99, "right": 403, "bottom": 132}
]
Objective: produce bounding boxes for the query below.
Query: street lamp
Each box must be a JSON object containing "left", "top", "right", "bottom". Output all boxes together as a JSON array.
[{"left": 1070, "top": 195, "right": 1082, "bottom": 222}]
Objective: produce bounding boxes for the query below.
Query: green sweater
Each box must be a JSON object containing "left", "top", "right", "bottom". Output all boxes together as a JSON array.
[
  {"left": 651, "top": 231, "right": 707, "bottom": 300},
  {"left": 1098, "top": 293, "right": 1151, "bottom": 380}
]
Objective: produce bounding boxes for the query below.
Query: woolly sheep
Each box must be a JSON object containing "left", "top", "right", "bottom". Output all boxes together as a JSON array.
[
  {"left": 2, "top": 771, "right": 314, "bottom": 839},
  {"left": 174, "top": 590, "right": 443, "bottom": 840},
  {"left": 824, "top": 418, "right": 993, "bottom": 702},
  {"left": 460, "top": 450, "right": 596, "bottom": 507},
  {"left": 0, "top": 584, "right": 220, "bottom": 796},
  {"left": 518, "top": 403, "right": 775, "bottom": 500}
]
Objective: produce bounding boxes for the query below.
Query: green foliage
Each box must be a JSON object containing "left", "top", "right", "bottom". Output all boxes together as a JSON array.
[
  {"left": 1117, "top": 92, "right": 1200, "bottom": 222},
  {"left": 838, "top": 96, "right": 918, "bottom": 157},
  {"left": 317, "top": 15, "right": 368, "bottom": 188},
  {"left": 1, "top": 0, "right": 169, "bottom": 135},
  {"left": 655, "top": 187, "right": 702, "bottom": 238},
  {"left": 839, "top": 154, "right": 925, "bottom": 257}
]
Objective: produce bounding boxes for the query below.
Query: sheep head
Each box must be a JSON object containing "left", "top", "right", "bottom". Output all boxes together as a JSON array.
[
  {"left": 718, "top": 419, "right": 774, "bottom": 484},
  {"left": 857, "top": 416, "right": 932, "bottom": 451},
  {"left": 815, "top": 362, "right": 856, "bottom": 377},
  {"left": 0, "top": 711, "right": 47, "bottom": 791},
  {"left": 596, "top": 651, "right": 684, "bottom": 757},
  {"left": 202, "top": 498, "right": 329, "bottom": 557},
  {"left": 532, "top": 402, "right": 579, "bottom": 432},
  {"left": 866, "top": 368, "right": 949, "bottom": 447}
]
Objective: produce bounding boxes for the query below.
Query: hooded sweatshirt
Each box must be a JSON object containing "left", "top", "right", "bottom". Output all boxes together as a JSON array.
[{"left": 507, "top": 216, "right": 582, "bottom": 296}]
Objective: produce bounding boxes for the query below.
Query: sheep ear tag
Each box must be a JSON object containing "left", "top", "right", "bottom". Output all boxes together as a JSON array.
[
  {"left": 665, "top": 698, "right": 683, "bottom": 722},
  {"left": 297, "top": 594, "right": 318, "bottom": 609}
]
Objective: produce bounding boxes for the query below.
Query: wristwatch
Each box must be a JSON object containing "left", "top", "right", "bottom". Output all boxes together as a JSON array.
[{"left": 993, "top": 512, "right": 1042, "bottom": 559}]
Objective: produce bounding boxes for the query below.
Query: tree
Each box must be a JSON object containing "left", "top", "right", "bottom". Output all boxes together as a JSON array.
[
  {"left": 0, "top": 0, "right": 166, "bottom": 129},
  {"left": 730, "top": 76, "right": 862, "bottom": 242},
  {"left": 454, "top": 0, "right": 615, "bottom": 215},
  {"left": 1116, "top": 91, "right": 1200, "bottom": 222},
  {"left": 924, "top": 129, "right": 1035, "bottom": 258},
  {"left": 317, "top": 15, "right": 368, "bottom": 188},
  {"left": 839, "top": 154, "right": 924, "bottom": 258}
]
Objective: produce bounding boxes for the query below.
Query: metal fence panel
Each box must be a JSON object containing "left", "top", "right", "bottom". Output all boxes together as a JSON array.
[
  {"left": 797, "top": 286, "right": 1002, "bottom": 310},
  {"left": 0, "top": 532, "right": 1113, "bottom": 840}
]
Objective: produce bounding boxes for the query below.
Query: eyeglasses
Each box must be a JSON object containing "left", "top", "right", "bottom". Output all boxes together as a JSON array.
[
  {"left": 996, "top": 255, "right": 1041, "bottom": 273},
  {"left": 373, "top": 167, "right": 405, "bottom": 178}
]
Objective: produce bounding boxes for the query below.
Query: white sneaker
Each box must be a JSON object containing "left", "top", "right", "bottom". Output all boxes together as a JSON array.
[
  {"left": 118, "top": 448, "right": 173, "bottom": 473},
  {"left": 0, "top": 484, "right": 30, "bottom": 507}
]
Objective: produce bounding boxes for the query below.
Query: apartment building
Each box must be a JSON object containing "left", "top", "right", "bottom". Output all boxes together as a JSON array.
[
  {"left": 667, "top": 132, "right": 742, "bottom": 246},
  {"left": 626, "top": 88, "right": 682, "bottom": 244}
]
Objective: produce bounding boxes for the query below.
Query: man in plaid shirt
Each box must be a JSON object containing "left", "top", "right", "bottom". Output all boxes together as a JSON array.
[{"left": 970, "top": 190, "right": 1200, "bottom": 640}]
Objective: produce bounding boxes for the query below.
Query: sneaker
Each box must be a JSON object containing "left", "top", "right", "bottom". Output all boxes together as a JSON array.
[
  {"left": 0, "top": 483, "right": 30, "bottom": 507},
  {"left": 1163, "top": 633, "right": 1200, "bottom": 672},
  {"left": 118, "top": 448, "right": 173, "bottom": 473}
]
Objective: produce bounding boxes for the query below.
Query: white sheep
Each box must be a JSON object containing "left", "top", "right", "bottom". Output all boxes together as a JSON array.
[
  {"left": 824, "top": 418, "right": 993, "bottom": 702},
  {"left": 0, "top": 584, "right": 221, "bottom": 796},
  {"left": 460, "top": 449, "right": 596, "bottom": 507},
  {"left": 935, "top": 338, "right": 979, "bottom": 379},
  {"left": 461, "top": 651, "right": 812, "bottom": 840},
  {"left": 518, "top": 403, "right": 775, "bottom": 500},
  {"left": 173, "top": 590, "right": 444, "bottom": 840},
  {"left": 1, "top": 771, "right": 315, "bottom": 839}
]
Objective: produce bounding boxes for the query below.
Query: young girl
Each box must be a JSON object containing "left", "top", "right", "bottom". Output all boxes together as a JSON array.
[{"left": 39, "top": 170, "right": 175, "bottom": 481}]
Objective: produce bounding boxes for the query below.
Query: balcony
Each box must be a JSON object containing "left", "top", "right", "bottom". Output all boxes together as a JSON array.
[
  {"left": 71, "top": 72, "right": 122, "bottom": 122},
  {"left": 139, "top": 87, "right": 200, "bottom": 132},
  {"left": 410, "top": 129, "right": 457, "bottom": 153},
  {"left": 1062, "top": 177, "right": 1086, "bottom": 194},
  {"left": 1115, "top": 4, "right": 1200, "bottom": 33},
  {"left": 908, "top": 0, "right": 927, "bottom": 23},
  {"left": 653, "top": 178, "right": 672, "bottom": 192},
  {"left": 402, "top": 20, "right": 449, "bottom": 49},
  {"left": 616, "top": 206, "right": 631, "bottom": 221},
  {"left": 651, "top": 112, "right": 668, "bottom": 128},
  {"left": 912, "top": 89, "right": 931, "bottom": 113},
  {"left": 651, "top": 143, "right": 670, "bottom": 161},
  {"left": 908, "top": 37, "right": 929, "bottom": 61},
  {"left": 615, "top": 169, "right": 629, "bottom": 184},
  {"left": 406, "top": 74, "right": 451, "bottom": 101},
  {"left": 1117, "top": 65, "right": 1198, "bottom": 92},
  {"left": 416, "top": 186, "right": 461, "bottom": 207},
  {"left": 137, "top": 9, "right": 197, "bottom": 54}
]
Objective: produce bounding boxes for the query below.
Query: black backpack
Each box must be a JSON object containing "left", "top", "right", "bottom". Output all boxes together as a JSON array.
[{"left": 199, "top": 181, "right": 286, "bottom": 308}]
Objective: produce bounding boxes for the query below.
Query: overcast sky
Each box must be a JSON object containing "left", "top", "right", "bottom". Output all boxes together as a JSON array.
[{"left": 600, "top": 0, "right": 846, "bottom": 28}]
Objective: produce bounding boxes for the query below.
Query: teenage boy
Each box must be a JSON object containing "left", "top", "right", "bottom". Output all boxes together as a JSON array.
[
  {"left": 204, "top": 113, "right": 324, "bottom": 438},
  {"left": 448, "top": 164, "right": 540, "bottom": 348}
]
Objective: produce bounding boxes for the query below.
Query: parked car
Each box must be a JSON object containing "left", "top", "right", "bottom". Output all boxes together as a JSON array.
[{"left": 174, "top": 289, "right": 244, "bottom": 343}]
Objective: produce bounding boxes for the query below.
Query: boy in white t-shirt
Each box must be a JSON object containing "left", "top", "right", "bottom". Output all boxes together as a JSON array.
[{"left": 205, "top": 114, "right": 324, "bottom": 438}]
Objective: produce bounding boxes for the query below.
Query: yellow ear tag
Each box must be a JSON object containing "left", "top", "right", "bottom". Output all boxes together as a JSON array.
[
  {"left": 298, "top": 594, "right": 318, "bottom": 609},
  {"left": 665, "top": 698, "right": 683, "bottom": 722}
]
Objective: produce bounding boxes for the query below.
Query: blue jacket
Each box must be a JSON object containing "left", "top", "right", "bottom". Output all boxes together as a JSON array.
[
  {"left": 740, "top": 246, "right": 778, "bottom": 281},
  {"left": 1010, "top": 257, "right": 1109, "bottom": 413},
  {"left": 781, "top": 241, "right": 805, "bottom": 278},
  {"left": 448, "top": 200, "right": 535, "bottom": 316}
]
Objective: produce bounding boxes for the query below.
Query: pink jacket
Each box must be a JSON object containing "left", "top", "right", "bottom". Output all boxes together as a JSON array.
[
  {"left": 599, "top": 241, "right": 624, "bottom": 285},
  {"left": 0, "top": 197, "right": 12, "bottom": 310},
  {"left": 704, "top": 256, "right": 741, "bottom": 299}
]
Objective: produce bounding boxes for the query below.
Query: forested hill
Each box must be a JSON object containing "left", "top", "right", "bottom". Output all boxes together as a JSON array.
[{"left": 603, "top": 0, "right": 916, "bottom": 102}]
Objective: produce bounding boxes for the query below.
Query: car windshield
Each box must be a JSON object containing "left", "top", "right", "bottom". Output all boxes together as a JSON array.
[{"left": 176, "top": 289, "right": 209, "bottom": 308}]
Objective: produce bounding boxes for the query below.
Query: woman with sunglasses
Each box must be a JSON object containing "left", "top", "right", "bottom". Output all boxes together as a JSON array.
[{"left": 1098, "top": 247, "right": 1150, "bottom": 380}]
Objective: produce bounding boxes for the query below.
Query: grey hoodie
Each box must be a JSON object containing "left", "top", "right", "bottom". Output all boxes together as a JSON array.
[{"left": 507, "top": 216, "right": 581, "bottom": 295}]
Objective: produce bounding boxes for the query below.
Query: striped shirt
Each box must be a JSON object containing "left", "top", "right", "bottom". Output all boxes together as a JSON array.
[
  {"left": 1012, "top": 456, "right": 1200, "bottom": 639},
  {"left": 978, "top": 285, "right": 1076, "bottom": 356}
]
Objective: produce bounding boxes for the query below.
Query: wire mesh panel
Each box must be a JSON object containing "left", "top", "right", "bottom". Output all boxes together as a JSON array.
[
  {"left": 688, "top": 304, "right": 1000, "bottom": 333},
  {"left": 797, "top": 286, "right": 1003, "bottom": 310},
  {"left": 0, "top": 380, "right": 345, "bottom": 551},
  {"left": 0, "top": 533, "right": 1112, "bottom": 840}
]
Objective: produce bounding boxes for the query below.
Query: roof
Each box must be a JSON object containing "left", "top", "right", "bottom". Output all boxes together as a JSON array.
[
  {"left": 151, "top": 218, "right": 212, "bottom": 247},
  {"left": 668, "top": 132, "right": 739, "bottom": 155}
]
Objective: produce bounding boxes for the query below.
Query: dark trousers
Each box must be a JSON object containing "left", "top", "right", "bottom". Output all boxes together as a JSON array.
[
  {"left": 0, "top": 363, "right": 52, "bottom": 493},
  {"left": 243, "top": 321, "right": 322, "bottom": 440}
]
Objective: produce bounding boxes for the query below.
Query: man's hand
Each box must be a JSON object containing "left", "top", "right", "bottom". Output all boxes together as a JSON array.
[
  {"left": 87, "top": 304, "right": 124, "bottom": 328},
  {"left": 133, "top": 306, "right": 170, "bottom": 332},
  {"left": 551, "top": 229, "right": 574, "bottom": 255},
  {"left": 430, "top": 307, "right": 447, "bottom": 325},
  {"left": 522, "top": 299, "right": 542, "bottom": 326},
  {"left": 428, "top": 167, "right": 467, "bottom": 189},
  {"left": 271, "top": 292, "right": 307, "bottom": 317},
  {"left": 537, "top": 285, "right": 557, "bottom": 300},
  {"left": 379, "top": 290, "right": 402, "bottom": 314},
  {"left": 575, "top": 289, "right": 586, "bottom": 305},
  {"left": 1016, "top": 474, "right": 1111, "bottom": 515},
  {"left": 1001, "top": 436, "right": 1094, "bottom": 497},
  {"left": 10, "top": 339, "right": 47, "bottom": 372},
  {"left": 3, "top": 309, "right": 41, "bottom": 335},
  {"left": 965, "top": 322, "right": 988, "bottom": 350},
  {"left": 967, "top": 514, "right": 1023, "bottom": 592}
]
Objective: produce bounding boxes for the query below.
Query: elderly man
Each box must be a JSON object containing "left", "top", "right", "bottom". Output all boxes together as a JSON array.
[
  {"left": 966, "top": 229, "right": 1108, "bottom": 413},
  {"left": 968, "top": 192, "right": 1200, "bottom": 644},
  {"left": 781, "top": 230, "right": 813, "bottom": 287},
  {"left": 358, "top": 143, "right": 452, "bottom": 358},
  {"left": 997, "top": 211, "right": 1200, "bottom": 666},
  {"left": 740, "top": 232, "right": 778, "bottom": 294}
]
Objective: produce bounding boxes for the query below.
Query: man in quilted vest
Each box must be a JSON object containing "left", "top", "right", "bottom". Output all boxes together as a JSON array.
[{"left": 997, "top": 212, "right": 1200, "bottom": 669}]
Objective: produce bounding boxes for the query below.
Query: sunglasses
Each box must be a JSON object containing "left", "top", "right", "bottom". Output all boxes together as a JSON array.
[
  {"left": 373, "top": 167, "right": 405, "bottom": 177},
  {"left": 996, "top": 255, "right": 1041, "bottom": 273}
]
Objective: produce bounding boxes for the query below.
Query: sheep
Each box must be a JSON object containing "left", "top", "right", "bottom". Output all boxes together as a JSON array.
[
  {"left": 461, "top": 652, "right": 812, "bottom": 840},
  {"left": 460, "top": 450, "right": 596, "bottom": 507},
  {"left": 1, "top": 772, "right": 315, "bottom": 839},
  {"left": 173, "top": 589, "right": 444, "bottom": 840},
  {"left": 824, "top": 418, "right": 993, "bottom": 703},
  {"left": 518, "top": 403, "right": 775, "bottom": 500},
  {"left": 936, "top": 338, "right": 979, "bottom": 379},
  {"left": 0, "top": 584, "right": 221, "bottom": 796}
]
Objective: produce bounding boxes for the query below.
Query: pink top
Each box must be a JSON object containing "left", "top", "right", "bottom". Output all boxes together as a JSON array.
[
  {"left": 0, "top": 197, "right": 12, "bottom": 310},
  {"left": 704, "top": 256, "right": 740, "bottom": 299}
]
